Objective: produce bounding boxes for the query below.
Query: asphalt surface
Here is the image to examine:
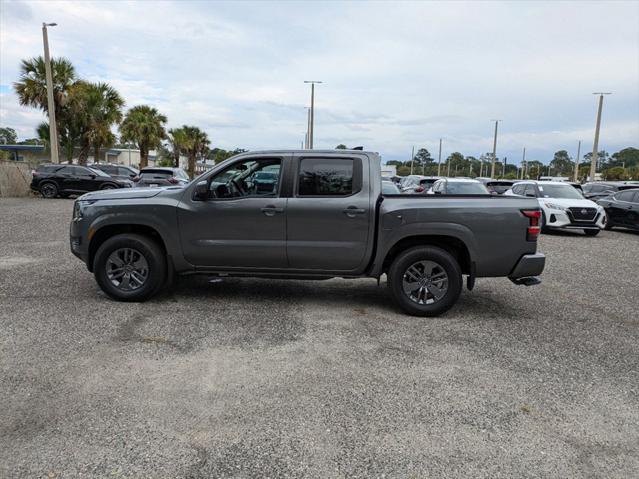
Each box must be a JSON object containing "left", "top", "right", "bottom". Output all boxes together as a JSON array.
[{"left": 1, "top": 197, "right": 638, "bottom": 478}]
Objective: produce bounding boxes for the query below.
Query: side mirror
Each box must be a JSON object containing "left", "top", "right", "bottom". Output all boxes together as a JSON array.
[{"left": 193, "top": 181, "right": 209, "bottom": 201}]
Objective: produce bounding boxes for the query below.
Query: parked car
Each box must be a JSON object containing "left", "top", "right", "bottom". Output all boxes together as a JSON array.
[
  {"left": 477, "top": 179, "right": 515, "bottom": 195},
  {"left": 31, "top": 164, "right": 133, "bottom": 198},
  {"left": 382, "top": 180, "right": 401, "bottom": 194},
  {"left": 70, "top": 150, "right": 545, "bottom": 317},
  {"left": 399, "top": 175, "right": 442, "bottom": 193},
  {"left": 90, "top": 163, "right": 139, "bottom": 182},
  {"left": 582, "top": 181, "right": 639, "bottom": 201},
  {"left": 505, "top": 180, "right": 605, "bottom": 235},
  {"left": 427, "top": 178, "right": 490, "bottom": 195},
  {"left": 134, "top": 167, "right": 190, "bottom": 187},
  {"left": 597, "top": 188, "right": 639, "bottom": 231}
]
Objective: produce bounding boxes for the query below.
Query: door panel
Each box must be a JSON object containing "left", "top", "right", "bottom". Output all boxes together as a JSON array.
[
  {"left": 177, "top": 156, "right": 288, "bottom": 268},
  {"left": 286, "top": 156, "right": 370, "bottom": 271}
]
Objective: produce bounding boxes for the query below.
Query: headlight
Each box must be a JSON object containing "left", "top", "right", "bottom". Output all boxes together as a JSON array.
[
  {"left": 544, "top": 202, "right": 567, "bottom": 211},
  {"left": 72, "top": 200, "right": 82, "bottom": 221}
]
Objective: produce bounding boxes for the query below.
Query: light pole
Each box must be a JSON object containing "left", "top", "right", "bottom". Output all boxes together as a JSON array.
[
  {"left": 590, "top": 92, "right": 611, "bottom": 181},
  {"left": 410, "top": 145, "right": 415, "bottom": 175},
  {"left": 42, "top": 22, "right": 59, "bottom": 163},
  {"left": 574, "top": 140, "right": 581, "bottom": 182},
  {"left": 304, "top": 81, "right": 322, "bottom": 149},
  {"left": 521, "top": 147, "right": 526, "bottom": 179},
  {"left": 437, "top": 138, "right": 442, "bottom": 176},
  {"left": 490, "top": 120, "right": 500, "bottom": 178}
]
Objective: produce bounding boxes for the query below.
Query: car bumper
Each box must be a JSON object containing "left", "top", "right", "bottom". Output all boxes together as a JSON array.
[
  {"left": 509, "top": 253, "right": 545, "bottom": 280},
  {"left": 69, "top": 220, "right": 89, "bottom": 265},
  {"left": 545, "top": 209, "right": 606, "bottom": 230}
]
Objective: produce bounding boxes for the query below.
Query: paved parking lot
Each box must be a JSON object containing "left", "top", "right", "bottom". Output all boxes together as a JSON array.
[{"left": 1, "top": 197, "right": 638, "bottom": 478}]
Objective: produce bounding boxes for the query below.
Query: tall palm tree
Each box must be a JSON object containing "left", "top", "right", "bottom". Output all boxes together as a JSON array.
[
  {"left": 13, "top": 57, "right": 76, "bottom": 152},
  {"left": 167, "top": 127, "right": 188, "bottom": 168},
  {"left": 119, "top": 106, "right": 167, "bottom": 169},
  {"left": 85, "top": 83, "right": 124, "bottom": 163},
  {"left": 182, "top": 126, "right": 210, "bottom": 178}
]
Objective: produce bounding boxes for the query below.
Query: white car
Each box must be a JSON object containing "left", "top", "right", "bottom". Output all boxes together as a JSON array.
[{"left": 505, "top": 181, "right": 606, "bottom": 236}]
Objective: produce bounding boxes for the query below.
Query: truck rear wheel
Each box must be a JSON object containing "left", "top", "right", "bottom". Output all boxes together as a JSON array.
[
  {"left": 387, "top": 246, "right": 462, "bottom": 317},
  {"left": 93, "top": 234, "right": 166, "bottom": 302}
]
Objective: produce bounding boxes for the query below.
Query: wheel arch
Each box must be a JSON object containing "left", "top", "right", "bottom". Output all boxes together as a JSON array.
[
  {"left": 381, "top": 235, "right": 472, "bottom": 276},
  {"left": 88, "top": 224, "right": 167, "bottom": 272}
]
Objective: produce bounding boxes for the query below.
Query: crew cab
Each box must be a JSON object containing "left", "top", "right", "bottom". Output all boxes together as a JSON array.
[{"left": 70, "top": 150, "right": 545, "bottom": 316}]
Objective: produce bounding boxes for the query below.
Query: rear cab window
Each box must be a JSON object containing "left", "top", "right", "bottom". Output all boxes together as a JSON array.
[{"left": 297, "top": 157, "right": 361, "bottom": 196}]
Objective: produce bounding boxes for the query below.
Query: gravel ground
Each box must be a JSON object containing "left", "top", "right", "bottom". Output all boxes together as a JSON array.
[{"left": 1, "top": 197, "right": 638, "bottom": 478}]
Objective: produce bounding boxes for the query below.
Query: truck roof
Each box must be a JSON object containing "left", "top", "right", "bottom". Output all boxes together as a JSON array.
[{"left": 233, "top": 149, "right": 379, "bottom": 156}]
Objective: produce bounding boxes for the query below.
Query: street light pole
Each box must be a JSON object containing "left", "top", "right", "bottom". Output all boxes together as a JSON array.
[
  {"left": 590, "top": 93, "right": 611, "bottom": 181},
  {"left": 410, "top": 146, "right": 414, "bottom": 175},
  {"left": 490, "top": 120, "right": 500, "bottom": 178},
  {"left": 304, "top": 81, "right": 322, "bottom": 149},
  {"left": 521, "top": 147, "right": 526, "bottom": 179},
  {"left": 574, "top": 140, "right": 581, "bottom": 182},
  {"left": 437, "top": 138, "right": 442, "bottom": 176},
  {"left": 42, "top": 22, "right": 59, "bottom": 163}
]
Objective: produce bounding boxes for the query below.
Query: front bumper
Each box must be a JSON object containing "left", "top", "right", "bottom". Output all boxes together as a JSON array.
[
  {"left": 509, "top": 253, "right": 545, "bottom": 280},
  {"left": 544, "top": 209, "right": 605, "bottom": 230}
]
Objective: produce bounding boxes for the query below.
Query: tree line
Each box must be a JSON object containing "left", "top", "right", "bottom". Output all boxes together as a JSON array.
[
  {"left": 382, "top": 147, "right": 639, "bottom": 180},
  {"left": 7, "top": 56, "right": 245, "bottom": 178}
]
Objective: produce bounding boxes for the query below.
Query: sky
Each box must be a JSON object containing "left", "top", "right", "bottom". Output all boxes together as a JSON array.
[{"left": 1, "top": 0, "right": 638, "bottom": 165}]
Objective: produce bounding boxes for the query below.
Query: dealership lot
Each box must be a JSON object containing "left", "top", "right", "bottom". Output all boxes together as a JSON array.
[{"left": 1, "top": 198, "right": 638, "bottom": 478}]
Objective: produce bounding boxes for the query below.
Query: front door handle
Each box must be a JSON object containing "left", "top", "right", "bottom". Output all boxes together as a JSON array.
[
  {"left": 261, "top": 205, "right": 284, "bottom": 216},
  {"left": 343, "top": 207, "right": 366, "bottom": 217}
]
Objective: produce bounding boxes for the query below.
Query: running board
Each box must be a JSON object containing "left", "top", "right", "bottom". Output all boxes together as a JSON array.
[{"left": 509, "top": 276, "right": 541, "bottom": 286}]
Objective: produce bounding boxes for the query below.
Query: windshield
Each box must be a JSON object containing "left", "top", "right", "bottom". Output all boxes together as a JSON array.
[
  {"left": 538, "top": 184, "right": 584, "bottom": 199},
  {"left": 88, "top": 167, "right": 110, "bottom": 177},
  {"left": 382, "top": 181, "right": 400, "bottom": 194},
  {"left": 486, "top": 182, "right": 513, "bottom": 194},
  {"left": 447, "top": 182, "right": 489, "bottom": 195}
]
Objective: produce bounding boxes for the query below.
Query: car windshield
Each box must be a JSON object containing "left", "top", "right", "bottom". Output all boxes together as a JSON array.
[
  {"left": 88, "top": 167, "right": 110, "bottom": 177},
  {"left": 255, "top": 172, "right": 278, "bottom": 181},
  {"left": 382, "top": 181, "right": 400, "bottom": 194},
  {"left": 486, "top": 182, "right": 513, "bottom": 194},
  {"left": 538, "top": 184, "right": 584, "bottom": 199},
  {"left": 447, "top": 182, "right": 489, "bottom": 194}
]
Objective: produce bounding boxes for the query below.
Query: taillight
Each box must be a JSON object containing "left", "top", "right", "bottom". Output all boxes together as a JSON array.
[
  {"left": 168, "top": 176, "right": 179, "bottom": 184},
  {"left": 415, "top": 186, "right": 424, "bottom": 192},
  {"left": 521, "top": 209, "right": 541, "bottom": 241}
]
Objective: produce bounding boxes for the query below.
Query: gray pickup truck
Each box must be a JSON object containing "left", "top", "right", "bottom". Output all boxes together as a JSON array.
[{"left": 70, "top": 150, "right": 545, "bottom": 316}]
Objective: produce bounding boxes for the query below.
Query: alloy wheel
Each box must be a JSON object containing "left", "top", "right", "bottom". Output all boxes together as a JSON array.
[
  {"left": 402, "top": 260, "right": 449, "bottom": 305},
  {"left": 105, "top": 248, "right": 149, "bottom": 291}
]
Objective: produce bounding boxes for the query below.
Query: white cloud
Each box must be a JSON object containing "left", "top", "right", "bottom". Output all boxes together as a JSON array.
[{"left": 1, "top": 0, "right": 637, "bottom": 162}]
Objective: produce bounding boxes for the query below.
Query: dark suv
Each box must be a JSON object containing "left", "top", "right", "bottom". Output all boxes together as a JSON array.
[
  {"left": 31, "top": 164, "right": 133, "bottom": 198},
  {"left": 90, "top": 164, "right": 139, "bottom": 182},
  {"left": 597, "top": 188, "right": 639, "bottom": 231},
  {"left": 134, "top": 167, "right": 190, "bottom": 187}
]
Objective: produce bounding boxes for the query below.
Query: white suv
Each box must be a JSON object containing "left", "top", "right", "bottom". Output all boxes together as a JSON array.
[{"left": 505, "top": 181, "right": 606, "bottom": 236}]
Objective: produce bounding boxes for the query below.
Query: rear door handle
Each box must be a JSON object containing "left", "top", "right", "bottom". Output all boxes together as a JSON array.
[
  {"left": 261, "top": 205, "right": 284, "bottom": 216},
  {"left": 343, "top": 207, "right": 366, "bottom": 217}
]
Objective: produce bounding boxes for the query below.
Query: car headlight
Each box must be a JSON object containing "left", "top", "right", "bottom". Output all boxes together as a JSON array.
[
  {"left": 72, "top": 200, "right": 83, "bottom": 221},
  {"left": 543, "top": 202, "right": 567, "bottom": 211}
]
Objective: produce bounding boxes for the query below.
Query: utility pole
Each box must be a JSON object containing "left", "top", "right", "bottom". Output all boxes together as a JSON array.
[
  {"left": 437, "top": 138, "right": 442, "bottom": 176},
  {"left": 574, "top": 140, "right": 581, "bottom": 182},
  {"left": 410, "top": 146, "right": 414, "bottom": 175},
  {"left": 522, "top": 147, "right": 526, "bottom": 179},
  {"left": 304, "top": 81, "right": 322, "bottom": 149},
  {"left": 42, "top": 22, "right": 59, "bottom": 163},
  {"left": 490, "top": 120, "right": 500, "bottom": 178},
  {"left": 446, "top": 155, "right": 451, "bottom": 177},
  {"left": 304, "top": 107, "right": 311, "bottom": 149},
  {"left": 590, "top": 93, "right": 611, "bottom": 181}
]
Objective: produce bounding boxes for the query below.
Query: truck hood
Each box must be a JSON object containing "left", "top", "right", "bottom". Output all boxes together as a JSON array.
[
  {"left": 79, "top": 187, "right": 181, "bottom": 201},
  {"left": 537, "top": 197, "right": 600, "bottom": 209}
]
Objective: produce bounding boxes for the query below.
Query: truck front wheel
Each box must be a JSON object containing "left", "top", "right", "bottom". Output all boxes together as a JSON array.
[
  {"left": 387, "top": 246, "right": 462, "bottom": 317},
  {"left": 93, "top": 233, "right": 166, "bottom": 302}
]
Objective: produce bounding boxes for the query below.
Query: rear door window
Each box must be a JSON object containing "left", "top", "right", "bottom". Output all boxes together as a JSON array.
[
  {"left": 297, "top": 158, "right": 359, "bottom": 196},
  {"left": 615, "top": 190, "right": 637, "bottom": 202}
]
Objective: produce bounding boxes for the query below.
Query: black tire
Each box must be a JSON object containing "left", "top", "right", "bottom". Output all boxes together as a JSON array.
[
  {"left": 93, "top": 234, "right": 166, "bottom": 302},
  {"left": 101, "top": 183, "right": 117, "bottom": 190},
  {"left": 584, "top": 229, "right": 600, "bottom": 236},
  {"left": 387, "top": 246, "right": 463, "bottom": 317},
  {"left": 540, "top": 211, "right": 550, "bottom": 233},
  {"left": 40, "top": 182, "right": 58, "bottom": 199}
]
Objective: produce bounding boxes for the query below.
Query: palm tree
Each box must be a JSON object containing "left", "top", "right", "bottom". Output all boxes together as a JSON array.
[
  {"left": 167, "top": 127, "right": 188, "bottom": 168},
  {"left": 13, "top": 57, "right": 76, "bottom": 151},
  {"left": 181, "top": 126, "right": 210, "bottom": 178},
  {"left": 119, "top": 106, "right": 167, "bottom": 169},
  {"left": 84, "top": 83, "right": 124, "bottom": 163}
]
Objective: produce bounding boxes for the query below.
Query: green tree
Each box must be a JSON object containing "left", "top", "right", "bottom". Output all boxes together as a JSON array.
[
  {"left": 0, "top": 127, "right": 17, "bottom": 144},
  {"left": 167, "top": 127, "right": 189, "bottom": 167},
  {"left": 610, "top": 147, "right": 639, "bottom": 169},
  {"left": 13, "top": 57, "right": 77, "bottom": 152},
  {"left": 549, "top": 150, "right": 574, "bottom": 176},
  {"left": 119, "top": 105, "right": 167, "bottom": 169},
  {"left": 181, "top": 126, "right": 210, "bottom": 178},
  {"left": 602, "top": 167, "right": 628, "bottom": 181}
]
